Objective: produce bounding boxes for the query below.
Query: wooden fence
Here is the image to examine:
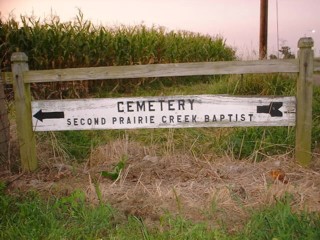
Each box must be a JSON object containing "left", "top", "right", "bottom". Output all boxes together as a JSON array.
[{"left": 1, "top": 37, "right": 319, "bottom": 171}]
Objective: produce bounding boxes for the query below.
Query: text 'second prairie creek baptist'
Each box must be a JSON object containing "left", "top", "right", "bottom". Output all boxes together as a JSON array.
[{"left": 31, "top": 95, "right": 296, "bottom": 131}]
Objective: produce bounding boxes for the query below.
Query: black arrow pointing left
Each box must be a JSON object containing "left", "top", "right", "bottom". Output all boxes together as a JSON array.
[
  {"left": 33, "top": 110, "right": 65, "bottom": 122},
  {"left": 257, "top": 102, "right": 283, "bottom": 117}
]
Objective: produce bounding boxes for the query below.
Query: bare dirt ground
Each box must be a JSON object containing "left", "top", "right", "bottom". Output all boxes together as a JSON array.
[{"left": 1, "top": 137, "right": 320, "bottom": 232}]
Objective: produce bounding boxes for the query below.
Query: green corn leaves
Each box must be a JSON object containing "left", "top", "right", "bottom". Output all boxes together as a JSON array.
[
  {"left": 0, "top": 11, "right": 235, "bottom": 98},
  {"left": 1, "top": 11, "right": 235, "bottom": 71}
]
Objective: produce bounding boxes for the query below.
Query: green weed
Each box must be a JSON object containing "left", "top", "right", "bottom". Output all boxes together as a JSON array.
[
  {"left": 222, "top": 127, "right": 295, "bottom": 160},
  {"left": 52, "top": 131, "right": 101, "bottom": 161},
  {"left": 312, "top": 86, "right": 320, "bottom": 149},
  {"left": 238, "top": 195, "right": 320, "bottom": 240},
  {"left": 101, "top": 154, "right": 127, "bottom": 180},
  {"left": 0, "top": 190, "right": 115, "bottom": 239},
  {"left": 1, "top": 189, "right": 319, "bottom": 239}
]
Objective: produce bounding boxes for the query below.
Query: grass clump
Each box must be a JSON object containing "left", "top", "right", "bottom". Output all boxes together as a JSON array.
[
  {"left": 1, "top": 187, "right": 319, "bottom": 239},
  {"left": 222, "top": 127, "right": 295, "bottom": 161},
  {"left": 0, "top": 189, "right": 115, "bottom": 239},
  {"left": 238, "top": 195, "right": 320, "bottom": 240},
  {"left": 51, "top": 131, "right": 100, "bottom": 161}
]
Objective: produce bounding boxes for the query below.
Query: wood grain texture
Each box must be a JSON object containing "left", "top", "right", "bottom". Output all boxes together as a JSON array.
[
  {"left": 2, "top": 58, "right": 319, "bottom": 85},
  {"left": 22, "top": 59, "right": 298, "bottom": 83},
  {"left": 2, "top": 58, "right": 320, "bottom": 84},
  {"left": 11, "top": 52, "right": 37, "bottom": 171},
  {"left": 31, "top": 95, "right": 296, "bottom": 131},
  {"left": 295, "top": 38, "right": 314, "bottom": 167}
]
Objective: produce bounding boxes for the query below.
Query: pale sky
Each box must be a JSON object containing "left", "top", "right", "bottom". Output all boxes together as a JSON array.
[{"left": 1, "top": 0, "right": 319, "bottom": 58}]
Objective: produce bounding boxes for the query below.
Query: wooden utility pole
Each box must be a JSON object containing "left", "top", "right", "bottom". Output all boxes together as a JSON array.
[{"left": 259, "top": 0, "right": 268, "bottom": 59}]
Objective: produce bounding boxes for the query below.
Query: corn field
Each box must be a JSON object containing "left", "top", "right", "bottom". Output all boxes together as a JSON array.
[{"left": 0, "top": 11, "right": 236, "bottom": 98}]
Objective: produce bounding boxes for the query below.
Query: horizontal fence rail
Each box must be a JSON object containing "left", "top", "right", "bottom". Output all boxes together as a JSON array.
[
  {"left": 2, "top": 58, "right": 320, "bottom": 84},
  {"left": 0, "top": 59, "right": 301, "bottom": 84}
]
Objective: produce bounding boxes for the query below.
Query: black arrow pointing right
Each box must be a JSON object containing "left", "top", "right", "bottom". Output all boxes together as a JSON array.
[{"left": 33, "top": 110, "right": 65, "bottom": 122}]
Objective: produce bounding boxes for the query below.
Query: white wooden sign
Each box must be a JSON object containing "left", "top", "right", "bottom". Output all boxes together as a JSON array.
[{"left": 31, "top": 95, "right": 296, "bottom": 131}]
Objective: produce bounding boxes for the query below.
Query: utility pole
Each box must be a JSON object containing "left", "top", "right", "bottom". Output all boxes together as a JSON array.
[{"left": 259, "top": 0, "right": 268, "bottom": 59}]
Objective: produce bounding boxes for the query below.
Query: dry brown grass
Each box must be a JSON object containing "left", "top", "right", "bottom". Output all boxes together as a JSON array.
[{"left": 1, "top": 137, "right": 319, "bottom": 231}]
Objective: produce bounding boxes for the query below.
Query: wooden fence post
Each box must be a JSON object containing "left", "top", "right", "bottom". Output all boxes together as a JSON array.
[
  {"left": 0, "top": 70, "right": 10, "bottom": 163},
  {"left": 11, "top": 52, "right": 37, "bottom": 171},
  {"left": 295, "top": 37, "right": 314, "bottom": 166}
]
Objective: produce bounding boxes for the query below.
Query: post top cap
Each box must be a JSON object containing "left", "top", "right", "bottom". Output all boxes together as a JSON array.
[
  {"left": 298, "top": 37, "right": 314, "bottom": 48},
  {"left": 11, "top": 52, "right": 28, "bottom": 62}
]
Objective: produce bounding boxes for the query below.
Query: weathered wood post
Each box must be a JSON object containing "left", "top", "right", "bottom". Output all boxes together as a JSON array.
[
  {"left": 0, "top": 70, "right": 10, "bottom": 163},
  {"left": 11, "top": 52, "right": 37, "bottom": 171},
  {"left": 295, "top": 37, "right": 314, "bottom": 166}
]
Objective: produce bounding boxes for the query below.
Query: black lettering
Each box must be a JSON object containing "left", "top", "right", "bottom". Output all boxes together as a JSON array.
[
  {"left": 178, "top": 100, "right": 185, "bottom": 110},
  {"left": 249, "top": 114, "right": 253, "bottom": 121},
  {"left": 168, "top": 100, "right": 175, "bottom": 111},
  {"left": 112, "top": 117, "right": 117, "bottom": 124},
  {"left": 148, "top": 101, "right": 155, "bottom": 111},
  {"left": 205, "top": 115, "right": 209, "bottom": 122},
  {"left": 220, "top": 114, "right": 225, "bottom": 121},
  {"left": 127, "top": 101, "right": 134, "bottom": 112},
  {"left": 102, "top": 118, "right": 106, "bottom": 125},
  {"left": 80, "top": 118, "right": 85, "bottom": 125},
  {"left": 185, "top": 115, "right": 190, "bottom": 122},
  {"left": 137, "top": 101, "right": 145, "bottom": 111},
  {"left": 87, "top": 118, "right": 92, "bottom": 125},
  {"left": 162, "top": 116, "right": 166, "bottom": 123},
  {"left": 192, "top": 115, "right": 197, "bottom": 122},
  {"left": 159, "top": 100, "right": 165, "bottom": 111},
  {"left": 189, "top": 99, "right": 195, "bottom": 110},
  {"left": 228, "top": 114, "right": 233, "bottom": 121},
  {"left": 212, "top": 115, "right": 217, "bottom": 122},
  {"left": 138, "top": 116, "right": 143, "bottom": 124},
  {"left": 67, "top": 119, "right": 71, "bottom": 125},
  {"left": 177, "top": 115, "right": 182, "bottom": 123},
  {"left": 241, "top": 114, "right": 245, "bottom": 121},
  {"left": 119, "top": 117, "right": 124, "bottom": 124},
  {"left": 127, "top": 117, "right": 131, "bottom": 124},
  {"left": 169, "top": 115, "right": 174, "bottom": 123},
  {"left": 74, "top": 118, "right": 78, "bottom": 126},
  {"left": 117, "top": 102, "right": 124, "bottom": 112},
  {"left": 150, "top": 116, "right": 155, "bottom": 123},
  {"left": 94, "top": 118, "right": 99, "bottom": 125}
]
